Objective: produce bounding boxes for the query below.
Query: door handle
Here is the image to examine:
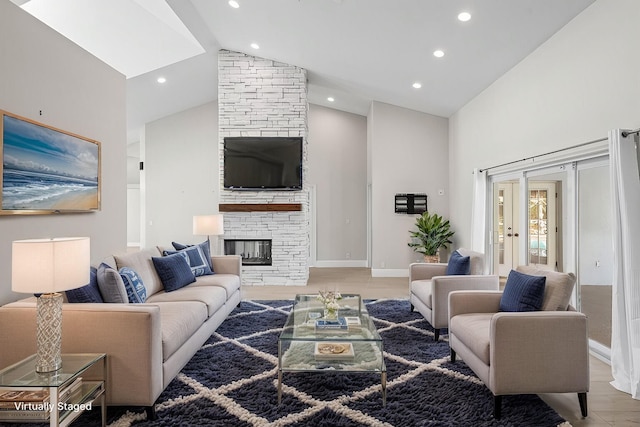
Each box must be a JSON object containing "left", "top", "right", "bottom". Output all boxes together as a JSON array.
[
  {"left": 514, "top": 233, "right": 519, "bottom": 237},
  {"left": 507, "top": 233, "right": 512, "bottom": 237}
]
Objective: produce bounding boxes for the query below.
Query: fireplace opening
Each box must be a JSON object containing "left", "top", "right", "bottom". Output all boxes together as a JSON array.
[{"left": 224, "top": 239, "right": 272, "bottom": 266}]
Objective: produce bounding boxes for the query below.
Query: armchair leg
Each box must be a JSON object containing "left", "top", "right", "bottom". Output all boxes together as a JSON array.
[
  {"left": 450, "top": 349, "right": 456, "bottom": 362},
  {"left": 434, "top": 329, "right": 440, "bottom": 341},
  {"left": 493, "top": 395, "right": 502, "bottom": 419},
  {"left": 410, "top": 303, "right": 414, "bottom": 312},
  {"left": 578, "top": 392, "right": 588, "bottom": 417},
  {"left": 146, "top": 405, "right": 157, "bottom": 421}
]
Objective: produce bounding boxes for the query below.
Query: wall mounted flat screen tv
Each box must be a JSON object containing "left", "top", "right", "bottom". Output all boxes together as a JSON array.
[{"left": 224, "top": 137, "right": 303, "bottom": 190}]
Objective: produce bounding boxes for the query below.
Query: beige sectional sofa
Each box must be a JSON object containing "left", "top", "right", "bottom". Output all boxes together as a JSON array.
[{"left": 0, "top": 247, "right": 242, "bottom": 418}]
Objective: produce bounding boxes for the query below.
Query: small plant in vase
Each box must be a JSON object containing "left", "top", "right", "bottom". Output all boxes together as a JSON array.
[
  {"left": 317, "top": 291, "right": 342, "bottom": 319},
  {"left": 408, "top": 211, "right": 455, "bottom": 263}
]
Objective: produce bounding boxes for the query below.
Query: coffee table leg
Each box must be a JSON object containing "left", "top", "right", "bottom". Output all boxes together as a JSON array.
[
  {"left": 277, "top": 370, "right": 283, "bottom": 404},
  {"left": 381, "top": 371, "right": 387, "bottom": 406}
]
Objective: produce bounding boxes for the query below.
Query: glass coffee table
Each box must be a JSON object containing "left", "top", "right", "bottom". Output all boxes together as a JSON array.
[{"left": 277, "top": 294, "right": 386, "bottom": 405}]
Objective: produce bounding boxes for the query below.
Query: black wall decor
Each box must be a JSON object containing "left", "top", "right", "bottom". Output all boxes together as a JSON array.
[{"left": 395, "top": 193, "right": 427, "bottom": 214}]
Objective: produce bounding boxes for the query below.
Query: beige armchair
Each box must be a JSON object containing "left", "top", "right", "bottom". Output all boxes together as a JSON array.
[
  {"left": 409, "top": 248, "right": 499, "bottom": 341},
  {"left": 448, "top": 267, "right": 589, "bottom": 419}
]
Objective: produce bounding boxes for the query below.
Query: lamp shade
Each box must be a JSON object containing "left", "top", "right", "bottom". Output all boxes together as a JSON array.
[
  {"left": 193, "top": 214, "right": 224, "bottom": 236},
  {"left": 12, "top": 237, "right": 90, "bottom": 294}
]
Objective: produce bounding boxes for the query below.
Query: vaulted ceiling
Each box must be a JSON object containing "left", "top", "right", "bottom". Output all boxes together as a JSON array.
[{"left": 13, "top": 0, "right": 596, "bottom": 143}]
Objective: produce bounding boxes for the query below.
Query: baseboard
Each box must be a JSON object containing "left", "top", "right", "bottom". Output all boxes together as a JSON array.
[
  {"left": 313, "top": 260, "right": 368, "bottom": 268},
  {"left": 589, "top": 339, "right": 611, "bottom": 365},
  {"left": 371, "top": 268, "right": 409, "bottom": 277}
]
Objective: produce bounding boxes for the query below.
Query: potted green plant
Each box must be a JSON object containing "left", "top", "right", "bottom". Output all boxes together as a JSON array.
[{"left": 407, "top": 211, "right": 455, "bottom": 263}]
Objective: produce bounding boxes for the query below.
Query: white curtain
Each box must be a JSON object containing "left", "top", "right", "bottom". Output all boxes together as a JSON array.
[
  {"left": 609, "top": 129, "right": 640, "bottom": 399},
  {"left": 470, "top": 168, "right": 488, "bottom": 253}
]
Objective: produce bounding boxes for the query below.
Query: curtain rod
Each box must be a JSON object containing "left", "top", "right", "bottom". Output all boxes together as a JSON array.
[
  {"left": 479, "top": 137, "right": 608, "bottom": 173},
  {"left": 622, "top": 128, "right": 640, "bottom": 137}
]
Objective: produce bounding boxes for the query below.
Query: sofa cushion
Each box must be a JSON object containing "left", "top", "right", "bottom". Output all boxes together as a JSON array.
[
  {"left": 445, "top": 250, "right": 471, "bottom": 275},
  {"left": 163, "top": 245, "right": 213, "bottom": 277},
  {"left": 114, "top": 248, "right": 164, "bottom": 297},
  {"left": 516, "top": 265, "right": 576, "bottom": 311},
  {"left": 172, "top": 241, "right": 213, "bottom": 272},
  {"left": 155, "top": 301, "right": 208, "bottom": 361},
  {"left": 189, "top": 274, "right": 241, "bottom": 299},
  {"left": 66, "top": 267, "right": 103, "bottom": 303},
  {"left": 146, "top": 285, "right": 227, "bottom": 318},
  {"left": 119, "top": 267, "right": 147, "bottom": 303},
  {"left": 97, "top": 263, "right": 128, "bottom": 303},
  {"left": 450, "top": 313, "right": 493, "bottom": 365},
  {"left": 152, "top": 252, "right": 196, "bottom": 292},
  {"left": 500, "top": 270, "right": 546, "bottom": 312},
  {"left": 456, "top": 248, "right": 485, "bottom": 275},
  {"left": 410, "top": 279, "right": 433, "bottom": 309}
]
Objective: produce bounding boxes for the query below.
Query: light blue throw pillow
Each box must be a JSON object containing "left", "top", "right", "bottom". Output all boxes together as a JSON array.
[
  {"left": 152, "top": 251, "right": 196, "bottom": 292},
  {"left": 119, "top": 267, "right": 147, "bottom": 303}
]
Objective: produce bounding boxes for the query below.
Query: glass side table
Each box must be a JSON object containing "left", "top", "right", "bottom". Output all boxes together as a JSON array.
[{"left": 0, "top": 353, "right": 106, "bottom": 427}]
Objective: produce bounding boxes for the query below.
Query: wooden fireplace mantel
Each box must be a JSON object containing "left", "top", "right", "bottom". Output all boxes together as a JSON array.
[{"left": 219, "top": 203, "right": 302, "bottom": 212}]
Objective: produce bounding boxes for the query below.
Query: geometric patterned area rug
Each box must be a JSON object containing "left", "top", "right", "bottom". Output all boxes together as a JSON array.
[{"left": 72, "top": 299, "right": 569, "bottom": 427}]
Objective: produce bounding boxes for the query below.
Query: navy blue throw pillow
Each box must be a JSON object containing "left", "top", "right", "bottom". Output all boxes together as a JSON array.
[
  {"left": 163, "top": 245, "right": 213, "bottom": 277},
  {"left": 445, "top": 250, "right": 471, "bottom": 275},
  {"left": 172, "top": 240, "right": 214, "bottom": 272},
  {"left": 500, "top": 270, "right": 546, "bottom": 312},
  {"left": 152, "top": 251, "right": 196, "bottom": 292},
  {"left": 66, "top": 267, "right": 103, "bottom": 303}
]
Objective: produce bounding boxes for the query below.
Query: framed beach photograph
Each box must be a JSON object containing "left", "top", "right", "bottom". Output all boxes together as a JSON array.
[{"left": 0, "top": 110, "right": 100, "bottom": 215}]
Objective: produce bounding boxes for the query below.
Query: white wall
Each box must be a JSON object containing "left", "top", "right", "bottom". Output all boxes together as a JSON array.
[
  {"left": 368, "top": 102, "right": 449, "bottom": 275},
  {"left": 143, "top": 101, "right": 219, "bottom": 248},
  {"left": 450, "top": 0, "right": 640, "bottom": 247},
  {"left": 0, "top": 2, "right": 127, "bottom": 305},
  {"left": 307, "top": 104, "right": 367, "bottom": 265}
]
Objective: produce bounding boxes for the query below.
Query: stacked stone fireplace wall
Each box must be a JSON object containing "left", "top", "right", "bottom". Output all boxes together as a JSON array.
[{"left": 218, "top": 50, "right": 309, "bottom": 285}]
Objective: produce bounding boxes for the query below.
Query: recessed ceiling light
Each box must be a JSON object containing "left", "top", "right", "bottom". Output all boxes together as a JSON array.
[
  {"left": 228, "top": 1, "right": 240, "bottom": 8},
  {"left": 157, "top": 77, "right": 166, "bottom": 84},
  {"left": 327, "top": 97, "right": 335, "bottom": 102},
  {"left": 458, "top": 12, "right": 471, "bottom": 22},
  {"left": 250, "top": 43, "right": 260, "bottom": 49},
  {"left": 412, "top": 82, "right": 422, "bottom": 89},
  {"left": 433, "top": 50, "right": 445, "bottom": 58}
]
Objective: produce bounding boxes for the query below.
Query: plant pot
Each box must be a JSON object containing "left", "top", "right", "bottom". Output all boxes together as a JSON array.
[{"left": 423, "top": 255, "right": 440, "bottom": 263}]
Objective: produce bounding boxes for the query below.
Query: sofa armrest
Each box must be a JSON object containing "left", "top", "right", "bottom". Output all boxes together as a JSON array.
[
  {"left": 211, "top": 255, "right": 242, "bottom": 277},
  {"left": 409, "top": 262, "right": 447, "bottom": 282},
  {"left": 490, "top": 311, "right": 590, "bottom": 394},
  {"left": 448, "top": 290, "right": 502, "bottom": 319},
  {"left": 0, "top": 301, "right": 164, "bottom": 407},
  {"left": 431, "top": 275, "right": 500, "bottom": 326}
]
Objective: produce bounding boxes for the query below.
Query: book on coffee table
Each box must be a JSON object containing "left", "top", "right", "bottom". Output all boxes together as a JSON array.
[
  {"left": 315, "top": 318, "right": 348, "bottom": 332},
  {"left": 313, "top": 342, "right": 355, "bottom": 360}
]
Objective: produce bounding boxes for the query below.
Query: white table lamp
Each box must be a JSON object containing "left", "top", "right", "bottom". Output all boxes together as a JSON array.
[
  {"left": 193, "top": 214, "right": 224, "bottom": 255},
  {"left": 12, "top": 237, "right": 90, "bottom": 372}
]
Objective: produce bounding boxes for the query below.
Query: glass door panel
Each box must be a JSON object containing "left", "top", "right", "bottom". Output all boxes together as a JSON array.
[{"left": 577, "top": 164, "right": 613, "bottom": 348}]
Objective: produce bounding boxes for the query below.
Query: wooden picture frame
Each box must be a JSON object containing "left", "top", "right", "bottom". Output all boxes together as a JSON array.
[{"left": 0, "top": 110, "right": 100, "bottom": 215}]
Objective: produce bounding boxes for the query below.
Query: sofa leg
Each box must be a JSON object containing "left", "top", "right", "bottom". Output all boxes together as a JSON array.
[
  {"left": 450, "top": 348, "right": 456, "bottom": 362},
  {"left": 434, "top": 329, "right": 440, "bottom": 341},
  {"left": 578, "top": 392, "right": 588, "bottom": 417},
  {"left": 493, "top": 395, "right": 502, "bottom": 419},
  {"left": 146, "top": 405, "right": 157, "bottom": 421}
]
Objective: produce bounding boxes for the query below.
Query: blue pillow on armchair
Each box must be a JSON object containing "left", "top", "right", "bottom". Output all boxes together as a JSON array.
[
  {"left": 445, "top": 250, "right": 471, "bottom": 275},
  {"left": 500, "top": 269, "right": 546, "bottom": 312}
]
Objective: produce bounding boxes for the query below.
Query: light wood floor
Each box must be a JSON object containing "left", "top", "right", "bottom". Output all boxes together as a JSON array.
[{"left": 243, "top": 267, "right": 640, "bottom": 426}]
